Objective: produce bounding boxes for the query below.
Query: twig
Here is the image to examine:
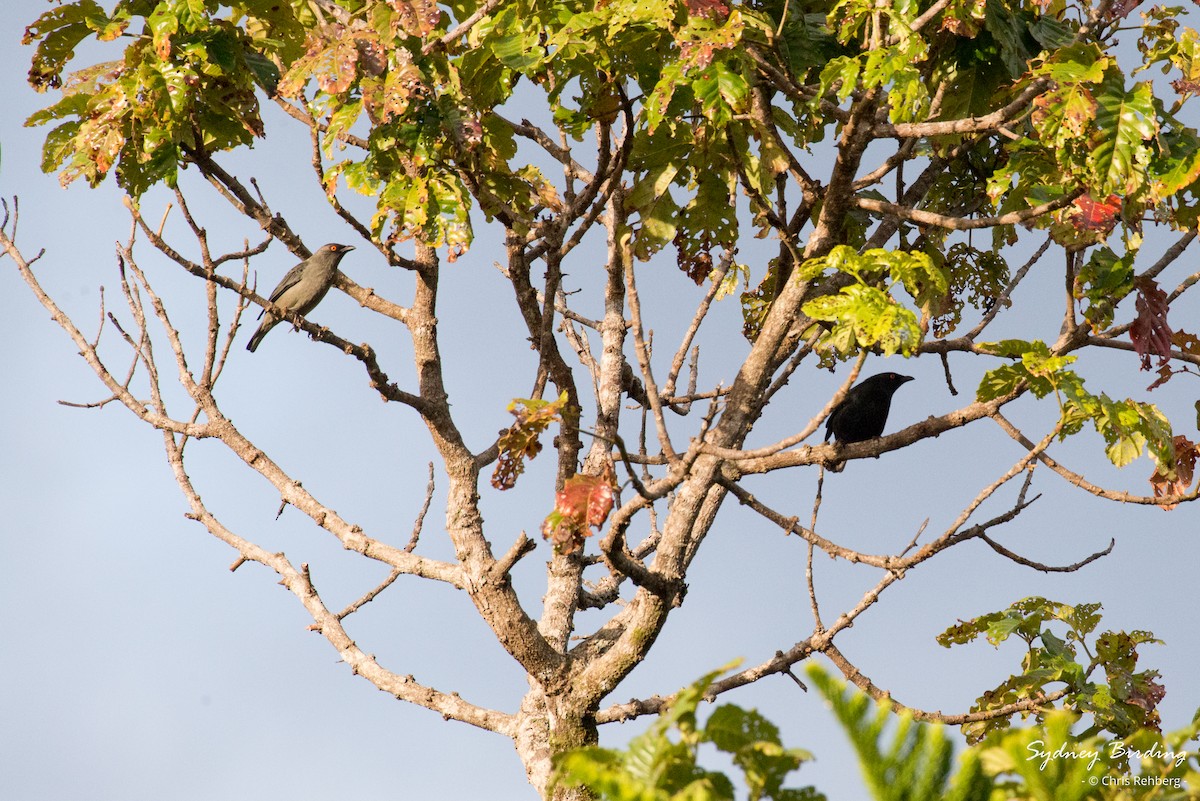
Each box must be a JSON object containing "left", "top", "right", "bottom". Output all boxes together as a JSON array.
[
  {"left": 405, "top": 463, "right": 436, "bottom": 553},
  {"left": 491, "top": 532, "right": 537, "bottom": 581},
  {"left": 704, "top": 351, "right": 868, "bottom": 462},
  {"left": 338, "top": 569, "right": 404, "bottom": 620},
  {"left": 423, "top": 0, "right": 506, "bottom": 55},
  {"left": 978, "top": 533, "right": 1115, "bottom": 572},
  {"left": 663, "top": 252, "right": 731, "bottom": 403},
  {"left": 623, "top": 216, "right": 677, "bottom": 462}
]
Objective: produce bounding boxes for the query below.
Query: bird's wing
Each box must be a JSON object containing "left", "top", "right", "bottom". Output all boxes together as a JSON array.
[{"left": 268, "top": 262, "right": 308, "bottom": 304}]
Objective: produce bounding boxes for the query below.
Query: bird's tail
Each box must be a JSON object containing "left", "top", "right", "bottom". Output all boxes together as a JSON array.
[{"left": 246, "top": 323, "right": 268, "bottom": 352}]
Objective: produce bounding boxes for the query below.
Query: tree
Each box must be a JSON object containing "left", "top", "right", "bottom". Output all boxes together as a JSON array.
[{"left": 6, "top": 0, "right": 1200, "bottom": 797}]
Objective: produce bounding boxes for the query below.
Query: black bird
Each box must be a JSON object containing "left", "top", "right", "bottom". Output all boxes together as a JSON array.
[
  {"left": 824, "top": 372, "right": 914, "bottom": 444},
  {"left": 247, "top": 243, "right": 355, "bottom": 352}
]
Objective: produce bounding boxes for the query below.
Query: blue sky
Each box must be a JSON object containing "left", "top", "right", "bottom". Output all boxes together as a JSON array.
[{"left": 3, "top": 3, "right": 1200, "bottom": 800}]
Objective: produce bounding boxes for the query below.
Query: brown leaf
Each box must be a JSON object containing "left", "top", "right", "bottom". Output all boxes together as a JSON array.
[
  {"left": 1129, "top": 676, "right": 1166, "bottom": 712},
  {"left": 1149, "top": 435, "right": 1198, "bottom": 509},
  {"left": 1146, "top": 362, "right": 1174, "bottom": 391},
  {"left": 1172, "top": 77, "right": 1200, "bottom": 96},
  {"left": 1172, "top": 329, "right": 1200, "bottom": 355},
  {"left": 674, "top": 230, "right": 713, "bottom": 285},
  {"left": 355, "top": 34, "right": 387, "bottom": 77},
  {"left": 1130, "top": 276, "right": 1173, "bottom": 370}
]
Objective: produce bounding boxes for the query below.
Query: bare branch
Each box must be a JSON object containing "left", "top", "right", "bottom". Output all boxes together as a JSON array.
[
  {"left": 2, "top": 226, "right": 209, "bottom": 438},
  {"left": 307, "top": 115, "right": 377, "bottom": 246},
  {"left": 625, "top": 247, "right": 677, "bottom": 462},
  {"left": 730, "top": 389, "right": 1023, "bottom": 474},
  {"left": 161, "top": 424, "right": 511, "bottom": 733},
  {"left": 854, "top": 190, "right": 1081, "bottom": 231},
  {"left": 978, "top": 532, "right": 1115, "bottom": 572},
  {"left": 662, "top": 251, "right": 731, "bottom": 406},
  {"left": 963, "top": 234, "right": 1053, "bottom": 341},
  {"left": 126, "top": 205, "right": 422, "bottom": 407},
  {"left": 703, "top": 351, "right": 867, "bottom": 462},
  {"left": 823, "top": 642, "right": 1067, "bottom": 725},
  {"left": 423, "top": 0, "right": 506, "bottom": 55}
]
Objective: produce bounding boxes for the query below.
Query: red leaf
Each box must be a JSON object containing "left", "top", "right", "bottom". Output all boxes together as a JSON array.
[
  {"left": 542, "top": 466, "right": 616, "bottom": 553},
  {"left": 1106, "top": 0, "right": 1143, "bottom": 19},
  {"left": 1130, "top": 277, "right": 1173, "bottom": 370},
  {"left": 687, "top": 0, "right": 730, "bottom": 19},
  {"left": 555, "top": 473, "right": 614, "bottom": 527},
  {"left": 1071, "top": 193, "right": 1122, "bottom": 233}
]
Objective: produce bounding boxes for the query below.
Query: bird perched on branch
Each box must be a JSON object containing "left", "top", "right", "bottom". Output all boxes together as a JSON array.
[
  {"left": 824, "top": 372, "right": 914, "bottom": 445},
  {"left": 246, "top": 243, "right": 354, "bottom": 352}
]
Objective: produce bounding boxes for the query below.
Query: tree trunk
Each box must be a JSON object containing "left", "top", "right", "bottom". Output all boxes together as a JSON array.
[{"left": 514, "top": 681, "right": 598, "bottom": 800}]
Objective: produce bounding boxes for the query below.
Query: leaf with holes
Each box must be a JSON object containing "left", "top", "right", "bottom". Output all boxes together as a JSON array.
[
  {"left": 492, "top": 393, "right": 570, "bottom": 491},
  {"left": 1130, "top": 277, "right": 1172, "bottom": 370},
  {"left": 542, "top": 466, "right": 616, "bottom": 553},
  {"left": 1149, "top": 435, "right": 1198, "bottom": 509}
]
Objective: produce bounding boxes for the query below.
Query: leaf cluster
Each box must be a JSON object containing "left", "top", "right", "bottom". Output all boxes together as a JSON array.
[
  {"left": 25, "top": 0, "right": 278, "bottom": 195},
  {"left": 492, "top": 392, "right": 571, "bottom": 491},
  {"left": 936, "top": 597, "right": 1165, "bottom": 744},
  {"left": 977, "top": 340, "right": 1176, "bottom": 471},
  {"left": 796, "top": 245, "right": 948, "bottom": 358},
  {"left": 542, "top": 465, "right": 616, "bottom": 554},
  {"left": 559, "top": 664, "right": 1200, "bottom": 801}
]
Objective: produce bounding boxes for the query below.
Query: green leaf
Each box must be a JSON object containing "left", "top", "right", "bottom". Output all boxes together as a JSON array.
[
  {"left": 24, "top": 0, "right": 108, "bottom": 90},
  {"left": 804, "top": 285, "right": 922, "bottom": 357},
  {"left": 1076, "top": 247, "right": 1133, "bottom": 329},
  {"left": 982, "top": 0, "right": 1036, "bottom": 78},
  {"left": 243, "top": 49, "right": 281, "bottom": 96},
  {"left": 1091, "top": 71, "right": 1157, "bottom": 195},
  {"left": 704, "top": 705, "right": 812, "bottom": 800},
  {"left": 976, "top": 340, "right": 1075, "bottom": 400}
]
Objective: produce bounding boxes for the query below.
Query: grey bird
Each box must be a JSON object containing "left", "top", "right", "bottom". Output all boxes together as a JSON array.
[{"left": 246, "top": 243, "right": 354, "bottom": 352}]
